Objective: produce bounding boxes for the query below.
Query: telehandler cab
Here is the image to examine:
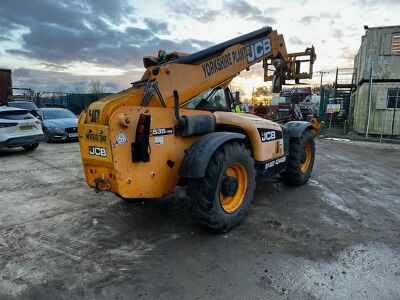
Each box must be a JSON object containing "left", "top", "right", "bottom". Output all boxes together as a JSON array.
[{"left": 78, "top": 27, "right": 318, "bottom": 232}]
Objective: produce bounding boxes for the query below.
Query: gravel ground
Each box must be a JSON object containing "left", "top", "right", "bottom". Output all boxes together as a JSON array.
[{"left": 0, "top": 139, "right": 399, "bottom": 299}]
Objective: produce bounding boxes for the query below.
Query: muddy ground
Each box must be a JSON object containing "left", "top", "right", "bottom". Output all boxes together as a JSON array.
[{"left": 0, "top": 139, "right": 399, "bottom": 299}]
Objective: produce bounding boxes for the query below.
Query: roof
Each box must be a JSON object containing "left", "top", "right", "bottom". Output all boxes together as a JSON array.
[
  {"left": 0, "top": 106, "right": 26, "bottom": 112},
  {"left": 41, "top": 107, "right": 68, "bottom": 111},
  {"left": 8, "top": 100, "right": 35, "bottom": 103},
  {"left": 366, "top": 25, "right": 400, "bottom": 30}
]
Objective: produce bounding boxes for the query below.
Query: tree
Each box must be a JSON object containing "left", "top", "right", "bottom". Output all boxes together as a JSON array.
[
  {"left": 253, "top": 86, "right": 272, "bottom": 106},
  {"left": 312, "top": 83, "right": 333, "bottom": 95},
  {"left": 90, "top": 79, "right": 105, "bottom": 94}
]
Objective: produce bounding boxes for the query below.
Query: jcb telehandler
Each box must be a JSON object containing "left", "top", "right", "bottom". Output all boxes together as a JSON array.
[{"left": 78, "top": 27, "right": 318, "bottom": 232}]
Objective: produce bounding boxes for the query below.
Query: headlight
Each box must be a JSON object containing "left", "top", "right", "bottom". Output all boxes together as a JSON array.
[{"left": 47, "top": 126, "right": 63, "bottom": 131}]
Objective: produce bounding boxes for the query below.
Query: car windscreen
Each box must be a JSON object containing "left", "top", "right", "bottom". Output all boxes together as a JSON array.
[
  {"left": 0, "top": 110, "right": 35, "bottom": 120},
  {"left": 42, "top": 109, "right": 77, "bottom": 119},
  {"left": 8, "top": 102, "right": 38, "bottom": 110}
]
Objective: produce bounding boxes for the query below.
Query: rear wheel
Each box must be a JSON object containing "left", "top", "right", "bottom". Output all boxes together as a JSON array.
[
  {"left": 187, "top": 142, "right": 255, "bottom": 233},
  {"left": 22, "top": 143, "right": 39, "bottom": 151},
  {"left": 281, "top": 130, "right": 315, "bottom": 186}
]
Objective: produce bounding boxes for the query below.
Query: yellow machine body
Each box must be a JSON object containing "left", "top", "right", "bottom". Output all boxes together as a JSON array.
[
  {"left": 79, "top": 108, "right": 282, "bottom": 198},
  {"left": 78, "top": 27, "right": 316, "bottom": 199}
]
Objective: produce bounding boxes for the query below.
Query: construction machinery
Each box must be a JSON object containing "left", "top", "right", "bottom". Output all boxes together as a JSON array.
[{"left": 78, "top": 27, "right": 318, "bottom": 232}]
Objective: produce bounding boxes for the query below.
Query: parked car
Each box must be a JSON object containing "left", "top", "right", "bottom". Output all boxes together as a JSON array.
[
  {"left": 40, "top": 108, "right": 78, "bottom": 142},
  {"left": 7, "top": 100, "right": 41, "bottom": 118},
  {"left": 0, "top": 106, "right": 43, "bottom": 151}
]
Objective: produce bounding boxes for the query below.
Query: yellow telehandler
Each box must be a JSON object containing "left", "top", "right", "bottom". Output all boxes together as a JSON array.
[{"left": 78, "top": 27, "right": 318, "bottom": 232}]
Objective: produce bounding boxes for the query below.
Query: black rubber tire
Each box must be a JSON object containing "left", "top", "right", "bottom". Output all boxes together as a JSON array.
[
  {"left": 281, "top": 130, "right": 315, "bottom": 186},
  {"left": 43, "top": 130, "right": 52, "bottom": 143},
  {"left": 123, "top": 198, "right": 144, "bottom": 204},
  {"left": 22, "top": 143, "right": 39, "bottom": 151},
  {"left": 187, "top": 142, "right": 255, "bottom": 233}
]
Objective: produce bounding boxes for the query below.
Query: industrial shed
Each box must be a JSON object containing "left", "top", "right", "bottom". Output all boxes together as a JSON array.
[
  {"left": 0, "top": 68, "right": 12, "bottom": 103},
  {"left": 351, "top": 25, "right": 400, "bottom": 137}
]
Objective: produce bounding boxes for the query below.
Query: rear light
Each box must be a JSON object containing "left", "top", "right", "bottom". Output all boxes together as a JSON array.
[
  {"left": 0, "top": 123, "right": 18, "bottom": 128},
  {"left": 132, "top": 114, "right": 151, "bottom": 162}
]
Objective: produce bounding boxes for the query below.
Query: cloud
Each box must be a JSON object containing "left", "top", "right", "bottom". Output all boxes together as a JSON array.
[
  {"left": 333, "top": 29, "right": 344, "bottom": 42},
  {"left": 168, "top": 0, "right": 220, "bottom": 23},
  {"left": 169, "top": 0, "right": 276, "bottom": 25},
  {"left": 11, "top": 68, "right": 139, "bottom": 93},
  {"left": 320, "top": 11, "right": 341, "bottom": 25},
  {"left": 299, "top": 16, "right": 320, "bottom": 25},
  {"left": 143, "top": 18, "right": 170, "bottom": 35},
  {"left": 0, "top": 0, "right": 212, "bottom": 70},
  {"left": 40, "top": 63, "right": 69, "bottom": 71},
  {"left": 223, "top": 0, "right": 277, "bottom": 24},
  {"left": 264, "top": 7, "right": 283, "bottom": 14},
  {"left": 0, "top": 0, "right": 134, "bottom": 32},
  {"left": 340, "top": 46, "right": 355, "bottom": 61},
  {"left": 299, "top": 11, "right": 341, "bottom": 25},
  {"left": 354, "top": 0, "right": 400, "bottom": 5},
  {"left": 289, "top": 36, "right": 310, "bottom": 46}
]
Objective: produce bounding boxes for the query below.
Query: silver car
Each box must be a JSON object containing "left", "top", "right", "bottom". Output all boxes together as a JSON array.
[{"left": 40, "top": 108, "right": 78, "bottom": 142}]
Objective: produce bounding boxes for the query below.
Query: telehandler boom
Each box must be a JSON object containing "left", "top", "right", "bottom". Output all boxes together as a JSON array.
[{"left": 78, "top": 26, "right": 318, "bottom": 232}]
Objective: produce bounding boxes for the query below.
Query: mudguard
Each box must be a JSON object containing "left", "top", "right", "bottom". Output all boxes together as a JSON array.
[
  {"left": 179, "top": 132, "right": 245, "bottom": 178},
  {"left": 285, "top": 121, "right": 313, "bottom": 138}
]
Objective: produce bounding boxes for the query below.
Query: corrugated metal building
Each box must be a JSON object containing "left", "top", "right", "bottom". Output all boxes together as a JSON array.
[
  {"left": 352, "top": 25, "right": 400, "bottom": 136},
  {"left": 0, "top": 68, "right": 12, "bottom": 103}
]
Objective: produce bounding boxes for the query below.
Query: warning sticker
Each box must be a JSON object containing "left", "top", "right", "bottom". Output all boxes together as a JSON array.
[
  {"left": 154, "top": 137, "right": 164, "bottom": 145},
  {"left": 116, "top": 131, "right": 128, "bottom": 144}
]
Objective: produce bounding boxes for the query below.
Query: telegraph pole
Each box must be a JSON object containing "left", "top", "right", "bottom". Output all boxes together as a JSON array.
[
  {"left": 317, "top": 70, "right": 329, "bottom": 101},
  {"left": 317, "top": 70, "right": 329, "bottom": 122}
]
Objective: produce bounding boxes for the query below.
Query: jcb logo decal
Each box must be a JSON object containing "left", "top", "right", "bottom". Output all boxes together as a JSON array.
[
  {"left": 261, "top": 131, "right": 275, "bottom": 142},
  {"left": 247, "top": 38, "right": 271, "bottom": 63},
  {"left": 89, "top": 146, "right": 107, "bottom": 157},
  {"left": 200, "top": 37, "right": 271, "bottom": 79},
  {"left": 258, "top": 129, "right": 282, "bottom": 142}
]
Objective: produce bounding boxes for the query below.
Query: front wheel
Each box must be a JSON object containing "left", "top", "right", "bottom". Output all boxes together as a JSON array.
[
  {"left": 43, "top": 130, "right": 52, "bottom": 143},
  {"left": 22, "top": 143, "right": 39, "bottom": 151},
  {"left": 187, "top": 142, "right": 255, "bottom": 233},
  {"left": 281, "top": 130, "right": 315, "bottom": 186}
]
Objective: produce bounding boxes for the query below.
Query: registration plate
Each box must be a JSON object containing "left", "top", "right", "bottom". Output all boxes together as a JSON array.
[
  {"left": 20, "top": 125, "right": 33, "bottom": 130},
  {"left": 68, "top": 133, "right": 78, "bottom": 138}
]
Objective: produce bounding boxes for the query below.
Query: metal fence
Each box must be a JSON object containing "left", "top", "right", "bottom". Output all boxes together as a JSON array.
[{"left": 39, "top": 93, "right": 111, "bottom": 115}]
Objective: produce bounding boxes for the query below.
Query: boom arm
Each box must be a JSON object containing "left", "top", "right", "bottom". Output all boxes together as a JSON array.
[
  {"left": 141, "top": 27, "right": 290, "bottom": 107},
  {"left": 85, "top": 27, "right": 315, "bottom": 124}
]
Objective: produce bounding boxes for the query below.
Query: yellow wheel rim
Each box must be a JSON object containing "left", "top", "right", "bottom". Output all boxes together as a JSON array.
[
  {"left": 219, "top": 163, "right": 248, "bottom": 213},
  {"left": 300, "top": 142, "right": 312, "bottom": 173}
]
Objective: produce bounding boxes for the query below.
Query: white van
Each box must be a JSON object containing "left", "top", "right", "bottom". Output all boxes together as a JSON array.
[{"left": 0, "top": 106, "right": 43, "bottom": 150}]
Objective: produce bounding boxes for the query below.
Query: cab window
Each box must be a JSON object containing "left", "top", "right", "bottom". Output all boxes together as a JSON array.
[{"left": 183, "top": 88, "right": 230, "bottom": 111}]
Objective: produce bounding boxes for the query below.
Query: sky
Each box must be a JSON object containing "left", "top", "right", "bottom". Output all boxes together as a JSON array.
[{"left": 0, "top": 0, "right": 399, "bottom": 99}]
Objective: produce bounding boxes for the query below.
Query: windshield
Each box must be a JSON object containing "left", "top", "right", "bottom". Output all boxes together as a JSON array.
[
  {"left": 0, "top": 110, "right": 35, "bottom": 120},
  {"left": 42, "top": 109, "right": 76, "bottom": 119},
  {"left": 8, "top": 102, "right": 38, "bottom": 110}
]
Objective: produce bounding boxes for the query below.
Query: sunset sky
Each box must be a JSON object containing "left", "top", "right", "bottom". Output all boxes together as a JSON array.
[{"left": 0, "top": 0, "right": 399, "bottom": 99}]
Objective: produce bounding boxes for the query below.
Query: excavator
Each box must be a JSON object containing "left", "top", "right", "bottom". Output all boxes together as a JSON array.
[{"left": 78, "top": 27, "right": 318, "bottom": 232}]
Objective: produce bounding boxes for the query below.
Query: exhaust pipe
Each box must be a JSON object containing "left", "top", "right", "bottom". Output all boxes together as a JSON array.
[{"left": 173, "top": 90, "right": 185, "bottom": 124}]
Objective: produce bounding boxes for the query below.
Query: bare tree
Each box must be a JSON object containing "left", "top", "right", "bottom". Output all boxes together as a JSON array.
[{"left": 89, "top": 79, "right": 105, "bottom": 94}]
